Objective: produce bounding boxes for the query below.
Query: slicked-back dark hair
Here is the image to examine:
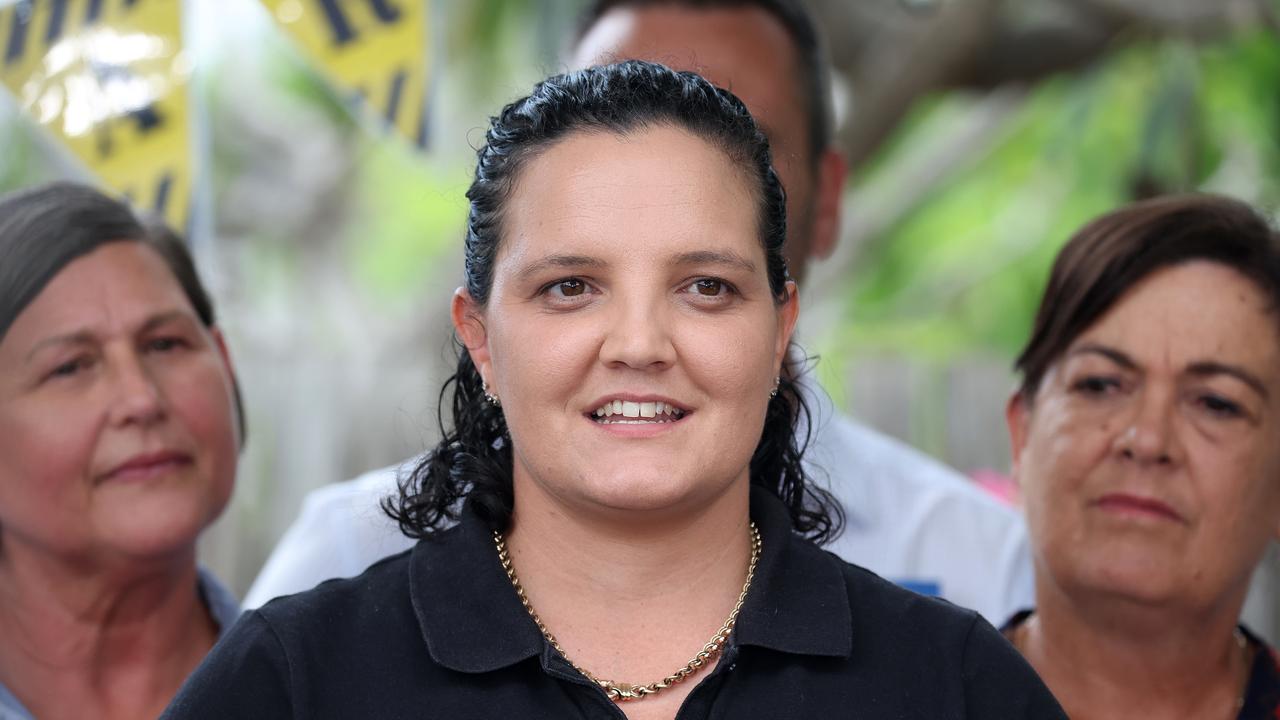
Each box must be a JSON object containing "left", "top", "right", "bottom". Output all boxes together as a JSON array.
[
  {"left": 576, "top": 0, "right": 832, "bottom": 165},
  {"left": 386, "top": 60, "right": 841, "bottom": 542},
  {"left": 0, "top": 181, "right": 246, "bottom": 442},
  {"left": 1015, "top": 194, "right": 1280, "bottom": 400}
]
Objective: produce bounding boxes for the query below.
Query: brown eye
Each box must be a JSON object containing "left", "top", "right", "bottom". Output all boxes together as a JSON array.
[
  {"left": 694, "top": 279, "right": 724, "bottom": 296},
  {"left": 557, "top": 279, "right": 586, "bottom": 297},
  {"left": 1072, "top": 376, "right": 1119, "bottom": 395}
]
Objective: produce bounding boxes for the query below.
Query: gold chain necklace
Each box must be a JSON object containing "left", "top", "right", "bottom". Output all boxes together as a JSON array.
[{"left": 493, "top": 522, "right": 761, "bottom": 702}]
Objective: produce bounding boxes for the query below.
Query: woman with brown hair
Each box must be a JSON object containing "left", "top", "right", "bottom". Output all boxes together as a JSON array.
[
  {"left": 1005, "top": 194, "right": 1280, "bottom": 718},
  {"left": 0, "top": 182, "right": 243, "bottom": 719}
]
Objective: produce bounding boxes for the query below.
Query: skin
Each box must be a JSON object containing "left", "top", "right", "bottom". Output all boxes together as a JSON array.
[
  {"left": 0, "top": 242, "right": 239, "bottom": 720},
  {"left": 1006, "top": 261, "right": 1280, "bottom": 719},
  {"left": 573, "top": 4, "right": 846, "bottom": 282},
  {"left": 454, "top": 125, "right": 797, "bottom": 720}
]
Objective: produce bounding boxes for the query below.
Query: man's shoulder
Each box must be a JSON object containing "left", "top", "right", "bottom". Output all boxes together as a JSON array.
[
  {"left": 814, "top": 413, "right": 971, "bottom": 488},
  {"left": 810, "top": 412, "right": 1014, "bottom": 515},
  {"left": 299, "top": 458, "right": 417, "bottom": 517},
  {"left": 243, "top": 457, "right": 423, "bottom": 607}
]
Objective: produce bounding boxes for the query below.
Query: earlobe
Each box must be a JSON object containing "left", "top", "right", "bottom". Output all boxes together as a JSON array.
[
  {"left": 1005, "top": 392, "right": 1030, "bottom": 482},
  {"left": 452, "top": 288, "right": 492, "bottom": 379},
  {"left": 809, "top": 149, "right": 847, "bottom": 260}
]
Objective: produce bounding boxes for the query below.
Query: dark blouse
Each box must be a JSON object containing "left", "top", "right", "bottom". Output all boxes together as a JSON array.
[
  {"left": 164, "top": 490, "right": 1065, "bottom": 719},
  {"left": 1003, "top": 610, "right": 1280, "bottom": 719}
]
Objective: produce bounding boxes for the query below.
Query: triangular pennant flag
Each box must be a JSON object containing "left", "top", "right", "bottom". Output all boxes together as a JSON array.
[
  {"left": 0, "top": 0, "right": 193, "bottom": 228},
  {"left": 260, "top": 0, "right": 430, "bottom": 148}
]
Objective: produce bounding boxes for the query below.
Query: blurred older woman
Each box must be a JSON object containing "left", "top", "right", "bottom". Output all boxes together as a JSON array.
[
  {"left": 0, "top": 183, "right": 242, "bottom": 719},
  {"left": 1005, "top": 194, "right": 1280, "bottom": 718}
]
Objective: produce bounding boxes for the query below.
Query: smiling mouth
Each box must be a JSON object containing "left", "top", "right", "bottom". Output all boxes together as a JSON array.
[
  {"left": 591, "top": 400, "right": 687, "bottom": 424},
  {"left": 101, "top": 450, "right": 193, "bottom": 483}
]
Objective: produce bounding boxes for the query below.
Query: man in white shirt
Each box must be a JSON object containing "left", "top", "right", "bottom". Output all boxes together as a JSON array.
[{"left": 247, "top": 0, "right": 1036, "bottom": 623}]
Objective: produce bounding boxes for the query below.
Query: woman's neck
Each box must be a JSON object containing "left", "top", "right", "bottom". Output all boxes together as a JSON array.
[
  {"left": 503, "top": 478, "right": 755, "bottom": 711},
  {"left": 1021, "top": 576, "right": 1251, "bottom": 720},
  {"left": 0, "top": 545, "right": 218, "bottom": 720}
]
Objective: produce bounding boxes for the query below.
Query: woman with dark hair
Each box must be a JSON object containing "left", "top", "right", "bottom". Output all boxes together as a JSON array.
[
  {"left": 0, "top": 182, "right": 242, "bottom": 719},
  {"left": 165, "top": 61, "right": 1061, "bottom": 719},
  {"left": 1004, "top": 194, "right": 1280, "bottom": 718}
]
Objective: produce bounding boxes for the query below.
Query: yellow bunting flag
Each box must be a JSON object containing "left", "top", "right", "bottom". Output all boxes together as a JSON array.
[
  {"left": 260, "top": 0, "right": 429, "bottom": 148},
  {"left": 0, "top": 0, "right": 192, "bottom": 228}
]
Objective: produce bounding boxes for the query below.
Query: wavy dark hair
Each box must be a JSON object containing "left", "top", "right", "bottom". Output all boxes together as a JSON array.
[{"left": 385, "top": 60, "right": 841, "bottom": 542}]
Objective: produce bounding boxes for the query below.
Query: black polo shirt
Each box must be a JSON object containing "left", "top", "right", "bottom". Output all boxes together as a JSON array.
[{"left": 164, "top": 489, "right": 1065, "bottom": 718}]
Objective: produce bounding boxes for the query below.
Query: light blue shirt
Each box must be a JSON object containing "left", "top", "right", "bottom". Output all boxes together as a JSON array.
[{"left": 0, "top": 567, "right": 241, "bottom": 720}]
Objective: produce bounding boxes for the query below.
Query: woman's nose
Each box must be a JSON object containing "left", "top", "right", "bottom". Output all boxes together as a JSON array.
[
  {"left": 598, "top": 298, "right": 677, "bottom": 371},
  {"left": 1113, "top": 388, "right": 1179, "bottom": 466},
  {"left": 106, "top": 352, "right": 166, "bottom": 427}
]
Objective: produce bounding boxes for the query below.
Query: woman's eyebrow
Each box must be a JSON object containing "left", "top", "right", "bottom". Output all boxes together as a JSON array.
[
  {"left": 1067, "top": 343, "right": 1136, "bottom": 369},
  {"left": 1070, "top": 343, "right": 1270, "bottom": 400},
  {"left": 23, "top": 309, "right": 194, "bottom": 363},
  {"left": 514, "top": 254, "right": 605, "bottom": 281},
  {"left": 1187, "top": 361, "right": 1269, "bottom": 400},
  {"left": 25, "top": 331, "right": 94, "bottom": 362},
  {"left": 137, "top": 309, "right": 197, "bottom": 334},
  {"left": 670, "top": 250, "right": 757, "bottom": 273}
]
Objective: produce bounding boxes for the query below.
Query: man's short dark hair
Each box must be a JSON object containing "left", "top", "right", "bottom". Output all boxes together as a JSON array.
[{"left": 577, "top": 0, "right": 832, "bottom": 166}]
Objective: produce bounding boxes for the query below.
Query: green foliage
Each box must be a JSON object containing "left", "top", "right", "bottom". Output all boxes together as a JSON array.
[
  {"left": 346, "top": 139, "right": 469, "bottom": 300},
  {"left": 835, "top": 30, "right": 1280, "bottom": 366}
]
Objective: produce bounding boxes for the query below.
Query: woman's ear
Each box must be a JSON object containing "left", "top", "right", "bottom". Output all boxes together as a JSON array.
[
  {"left": 774, "top": 280, "right": 799, "bottom": 369},
  {"left": 210, "top": 326, "right": 235, "bottom": 378},
  {"left": 1005, "top": 391, "right": 1030, "bottom": 485},
  {"left": 808, "top": 149, "right": 847, "bottom": 260},
  {"left": 209, "top": 326, "right": 246, "bottom": 449},
  {"left": 452, "top": 288, "right": 491, "bottom": 381}
]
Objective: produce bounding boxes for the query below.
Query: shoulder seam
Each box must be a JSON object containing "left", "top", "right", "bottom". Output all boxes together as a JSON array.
[{"left": 253, "top": 609, "right": 298, "bottom": 720}]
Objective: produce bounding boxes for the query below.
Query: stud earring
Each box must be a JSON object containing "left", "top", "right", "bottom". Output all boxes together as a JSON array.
[
  {"left": 769, "top": 376, "right": 780, "bottom": 398},
  {"left": 483, "top": 382, "right": 501, "bottom": 407}
]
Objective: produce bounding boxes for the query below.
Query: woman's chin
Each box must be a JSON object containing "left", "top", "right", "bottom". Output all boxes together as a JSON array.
[
  {"left": 567, "top": 473, "right": 737, "bottom": 519},
  {"left": 88, "top": 502, "right": 223, "bottom": 565},
  {"left": 1057, "top": 551, "right": 1198, "bottom": 610}
]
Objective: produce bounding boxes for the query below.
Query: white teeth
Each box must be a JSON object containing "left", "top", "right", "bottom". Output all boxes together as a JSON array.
[{"left": 591, "top": 399, "right": 687, "bottom": 422}]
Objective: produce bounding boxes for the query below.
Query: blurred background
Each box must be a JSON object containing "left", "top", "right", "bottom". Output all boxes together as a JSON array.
[{"left": 1, "top": 0, "right": 1278, "bottom": 595}]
